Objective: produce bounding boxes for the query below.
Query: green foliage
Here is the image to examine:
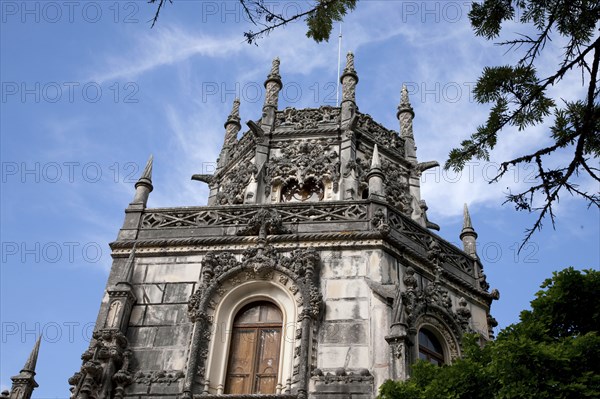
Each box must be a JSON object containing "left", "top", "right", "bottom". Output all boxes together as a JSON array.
[
  {"left": 446, "top": 0, "right": 600, "bottom": 246},
  {"left": 305, "top": 0, "right": 357, "bottom": 42},
  {"left": 520, "top": 267, "right": 600, "bottom": 338},
  {"left": 376, "top": 268, "right": 600, "bottom": 399},
  {"left": 240, "top": 0, "right": 357, "bottom": 44}
]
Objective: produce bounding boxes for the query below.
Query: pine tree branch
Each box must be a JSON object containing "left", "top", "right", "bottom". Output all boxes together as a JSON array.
[{"left": 242, "top": 0, "right": 341, "bottom": 44}]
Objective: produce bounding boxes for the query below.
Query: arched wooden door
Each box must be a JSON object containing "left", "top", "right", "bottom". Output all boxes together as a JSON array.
[{"left": 224, "top": 301, "right": 283, "bottom": 394}]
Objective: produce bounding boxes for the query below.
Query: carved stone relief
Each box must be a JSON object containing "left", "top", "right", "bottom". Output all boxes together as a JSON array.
[
  {"left": 214, "top": 159, "right": 258, "bottom": 205},
  {"left": 274, "top": 107, "right": 341, "bottom": 129},
  {"left": 356, "top": 113, "right": 405, "bottom": 154},
  {"left": 265, "top": 139, "right": 340, "bottom": 198},
  {"left": 68, "top": 330, "right": 133, "bottom": 399}
]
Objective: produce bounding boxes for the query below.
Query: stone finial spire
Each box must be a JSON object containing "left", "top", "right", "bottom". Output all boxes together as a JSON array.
[
  {"left": 131, "top": 155, "right": 153, "bottom": 207},
  {"left": 340, "top": 52, "right": 359, "bottom": 104},
  {"left": 263, "top": 57, "right": 282, "bottom": 109},
  {"left": 463, "top": 203, "right": 473, "bottom": 230},
  {"left": 22, "top": 336, "right": 41, "bottom": 373},
  {"left": 9, "top": 336, "right": 41, "bottom": 399},
  {"left": 269, "top": 57, "right": 281, "bottom": 80},
  {"left": 397, "top": 84, "right": 415, "bottom": 139},
  {"left": 367, "top": 145, "right": 384, "bottom": 198},
  {"left": 460, "top": 203, "right": 478, "bottom": 258},
  {"left": 261, "top": 57, "right": 283, "bottom": 133},
  {"left": 371, "top": 143, "right": 381, "bottom": 169},
  {"left": 344, "top": 52, "right": 356, "bottom": 74},
  {"left": 223, "top": 98, "right": 241, "bottom": 147}
]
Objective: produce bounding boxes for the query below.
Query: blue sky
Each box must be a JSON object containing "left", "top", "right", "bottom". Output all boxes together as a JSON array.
[{"left": 1, "top": 1, "right": 598, "bottom": 397}]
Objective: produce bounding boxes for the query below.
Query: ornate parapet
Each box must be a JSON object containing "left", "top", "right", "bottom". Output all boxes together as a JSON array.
[{"left": 138, "top": 201, "right": 368, "bottom": 230}]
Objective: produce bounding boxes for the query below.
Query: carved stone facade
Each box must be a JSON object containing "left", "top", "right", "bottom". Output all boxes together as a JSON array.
[{"left": 22, "top": 55, "right": 501, "bottom": 399}]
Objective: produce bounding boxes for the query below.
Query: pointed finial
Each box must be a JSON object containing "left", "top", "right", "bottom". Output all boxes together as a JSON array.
[
  {"left": 463, "top": 203, "right": 473, "bottom": 230},
  {"left": 264, "top": 57, "right": 283, "bottom": 109},
  {"left": 22, "top": 336, "right": 41, "bottom": 373},
  {"left": 136, "top": 154, "right": 153, "bottom": 186},
  {"left": 224, "top": 98, "right": 241, "bottom": 130},
  {"left": 269, "top": 57, "right": 280, "bottom": 78},
  {"left": 131, "top": 155, "right": 154, "bottom": 206},
  {"left": 229, "top": 98, "right": 240, "bottom": 119},
  {"left": 397, "top": 84, "right": 414, "bottom": 118},
  {"left": 460, "top": 203, "right": 478, "bottom": 257},
  {"left": 344, "top": 52, "right": 355, "bottom": 73},
  {"left": 371, "top": 144, "right": 381, "bottom": 169}
]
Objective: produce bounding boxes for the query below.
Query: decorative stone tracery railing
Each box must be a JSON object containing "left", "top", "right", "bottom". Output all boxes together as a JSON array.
[{"left": 136, "top": 200, "right": 481, "bottom": 286}]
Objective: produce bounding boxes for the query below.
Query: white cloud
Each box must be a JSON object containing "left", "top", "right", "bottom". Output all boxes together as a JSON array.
[{"left": 90, "top": 27, "right": 243, "bottom": 83}]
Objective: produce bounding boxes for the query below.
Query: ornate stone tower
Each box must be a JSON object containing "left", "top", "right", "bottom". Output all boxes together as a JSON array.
[{"left": 66, "top": 54, "right": 498, "bottom": 399}]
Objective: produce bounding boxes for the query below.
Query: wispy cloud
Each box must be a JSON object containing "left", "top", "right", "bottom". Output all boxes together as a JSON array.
[{"left": 90, "top": 27, "right": 243, "bottom": 83}]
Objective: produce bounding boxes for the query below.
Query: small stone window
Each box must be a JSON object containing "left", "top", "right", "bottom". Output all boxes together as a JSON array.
[
  {"left": 224, "top": 301, "right": 283, "bottom": 394},
  {"left": 280, "top": 178, "right": 324, "bottom": 203},
  {"left": 418, "top": 329, "right": 445, "bottom": 366}
]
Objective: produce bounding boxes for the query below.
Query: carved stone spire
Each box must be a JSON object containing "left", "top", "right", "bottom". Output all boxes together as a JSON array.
[
  {"left": 264, "top": 57, "right": 282, "bottom": 109},
  {"left": 371, "top": 143, "right": 381, "bottom": 169},
  {"left": 367, "top": 144, "right": 384, "bottom": 198},
  {"left": 261, "top": 57, "right": 283, "bottom": 133},
  {"left": 397, "top": 84, "right": 415, "bottom": 139},
  {"left": 223, "top": 98, "right": 241, "bottom": 147},
  {"left": 460, "top": 203, "right": 478, "bottom": 258},
  {"left": 131, "top": 155, "right": 153, "bottom": 207},
  {"left": 340, "top": 52, "right": 358, "bottom": 104},
  {"left": 9, "top": 336, "right": 41, "bottom": 399}
]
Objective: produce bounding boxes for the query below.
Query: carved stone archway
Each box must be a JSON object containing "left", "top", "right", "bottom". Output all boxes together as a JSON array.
[{"left": 183, "top": 243, "right": 322, "bottom": 399}]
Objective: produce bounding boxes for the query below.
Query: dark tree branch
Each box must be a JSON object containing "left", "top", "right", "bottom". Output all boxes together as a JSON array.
[{"left": 149, "top": 0, "right": 172, "bottom": 28}]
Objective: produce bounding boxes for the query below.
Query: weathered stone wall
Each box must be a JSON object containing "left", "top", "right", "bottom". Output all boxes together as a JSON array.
[{"left": 125, "top": 255, "right": 201, "bottom": 396}]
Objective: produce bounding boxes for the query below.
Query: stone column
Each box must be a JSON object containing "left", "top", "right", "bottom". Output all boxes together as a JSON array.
[{"left": 339, "top": 52, "right": 359, "bottom": 199}]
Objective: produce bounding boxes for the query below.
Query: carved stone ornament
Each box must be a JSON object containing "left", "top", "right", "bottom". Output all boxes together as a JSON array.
[
  {"left": 356, "top": 113, "right": 405, "bottom": 154},
  {"left": 427, "top": 238, "right": 446, "bottom": 267},
  {"left": 236, "top": 208, "right": 290, "bottom": 237},
  {"left": 390, "top": 343, "right": 404, "bottom": 360},
  {"left": 133, "top": 370, "right": 184, "bottom": 386},
  {"left": 381, "top": 159, "right": 413, "bottom": 215},
  {"left": 266, "top": 139, "right": 340, "bottom": 195},
  {"left": 397, "top": 266, "right": 471, "bottom": 347},
  {"left": 68, "top": 330, "right": 133, "bottom": 399},
  {"left": 342, "top": 77, "right": 357, "bottom": 102},
  {"left": 371, "top": 208, "right": 391, "bottom": 235},
  {"left": 344, "top": 157, "right": 369, "bottom": 194},
  {"left": 274, "top": 107, "right": 341, "bottom": 129},
  {"left": 183, "top": 245, "right": 322, "bottom": 398},
  {"left": 214, "top": 159, "right": 258, "bottom": 205}
]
